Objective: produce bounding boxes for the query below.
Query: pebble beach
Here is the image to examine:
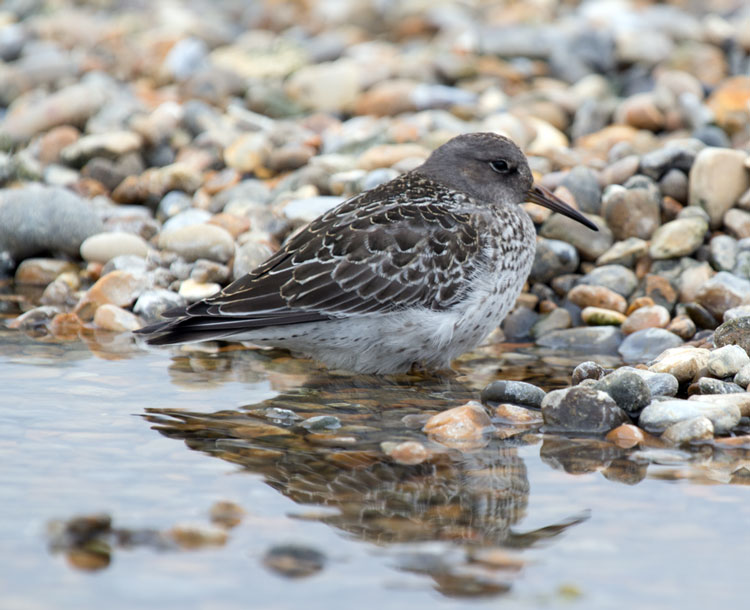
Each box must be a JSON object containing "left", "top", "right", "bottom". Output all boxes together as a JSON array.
[{"left": 4, "top": 0, "right": 750, "bottom": 452}]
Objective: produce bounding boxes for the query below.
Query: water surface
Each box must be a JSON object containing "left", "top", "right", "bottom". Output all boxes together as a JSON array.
[{"left": 1, "top": 328, "right": 748, "bottom": 610}]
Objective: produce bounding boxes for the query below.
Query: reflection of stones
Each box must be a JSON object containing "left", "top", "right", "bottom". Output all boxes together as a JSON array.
[
  {"left": 146, "top": 375, "right": 531, "bottom": 547},
  {"left": 541, "top": 437, "right": 635, "bottom": 477},
  {"left": 263, "top": 544, "right": 326, "bottom": 578}
]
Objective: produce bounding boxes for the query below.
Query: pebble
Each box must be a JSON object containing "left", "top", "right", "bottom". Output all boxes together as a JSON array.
[
  {"left": 648, "top": 216, "right": 708, "bottom": 260},
  {"left": 723, "top": 208, "right": 750, "bottom": 240},
  {"left": 0, "top": 185, "right": 103, "bottom": 261},
  {"left": 706, "top": 345, "right": 750, "bottom": 378},
  {"left": 178, "top": 278, "right": 221, "bottom": 301},
  {"left": 713, "top": 316, "right": 750, "bottom": 353},
  {"left": 601, "top": 180, "right": 661, "bottom": 241},
  {"left": 639, "top": 398, "right": 740, "bottom": 434},
  {"left": 74, "top": 270, "right": 148, "bottom": 321},
  {"left": 618, "top": 366, "right": 679, "bottom": 397},
  {"left": 541, "top": 386, "right": 630, "bottom": 434},
  {"left": 300, "top": 415, "right": 341, "bottom": 431},
  {"left": 382, "top": 441, "right": 430, "bottom": 465},
  {"left": 423, "top": 402, "right": 493, "bottom": 446},
  {"left": 689, "top": 147, "right": 750, "bottom": 228},
  {"left": 263, "top": 545, "right": 326, "bottom": 578},
  {"left": 535, "top": 326, "right": 623, "bottom": 354},
  {"left": 567, "top": 284, "right": 626, "bottom": 313},
  {"left": 709, "top": 234, "right": 738, "bottom": 271},
  {"left": 694, "top": 272, "right": 750, "bottom": 319},
  {"left": 648, "top": 346, "right": 710, "bottom": 382},
  {"left": 530, "top": 307, "right": 571, "bottom": 338},
  {"left": 661, "top": 416, "right": 714, "bottom": 444},
  {"left": 133, "top": 289, "right": 187, "bottom": 322},
  {"left": 80, "top": 231, "right": 149, "bottom": 264},
  {"left": 571, "top": 361, "right": 608, "bottom": 385},
  {"left": 605, "top": 423, "right": 646, "bottom": 449},
  {"left": 559, "top": 166, "right": 601, "bottom": 214},
  {"left": 690, "top": 393, "right": 750, "bottom": 418},
  {"left": 665, "top": 315, "right": 697, "bottom": 340},
  {"left": 576, "top": 265, "right": 638, "bottom": 298},
  {"left": 618, "top": 328, "right": 684, "bottom": 363},
  {"left": 581, "top": 307, "right": 626, "bottom": 326},
  {"left": 494, "top": 404, "right": 543, "bottom": 425},
  {"left": 282, "top": 196, "right": 344, "bottom": 223},
  {"left": 594, "top": 369, "right": 652, "bottom": 413},
  {"left": 501, "top": 306, "right": 539, "bottom": 341},
  {"left": 93, "top": 304, "right": 143, "bottom": 332},
  {"left": 14, "top": 258, "right": 78, "bottom": 285},
  {"left": 529, "top": 238, "right": 579, "bottom": 284},
  {"left": 734, "top": 363, "right": 750, "bottom": 388},
  {"left": 620, "top": 305, "right": 671, "bottom": 335},
  {"left": 539, "top": 213, "right": 612, "bottom": 261},
  {"left": 693, "top": 377, "right": 744, "bottom": 395},
  {"left": 596, "top": 237, "right": 648, "bottom": 268},
  {"left": 480, "top": 380, "right": 546, "bottom": 408},
  {"left": 60, "top": 131, "right": 143, "bottom": 166},
  {"left": 158, "top": 224, "right": 234, "bottom": 263}
]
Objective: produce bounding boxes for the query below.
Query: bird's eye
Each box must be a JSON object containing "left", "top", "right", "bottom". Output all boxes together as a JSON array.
[{"left": 489, "top": 159, "right": 511, "bottom": 174}]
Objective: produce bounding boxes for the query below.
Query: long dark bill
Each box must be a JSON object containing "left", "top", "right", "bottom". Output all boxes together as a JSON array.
[{"left": 527, "top": 183, "right": 598, "bottom": 231}]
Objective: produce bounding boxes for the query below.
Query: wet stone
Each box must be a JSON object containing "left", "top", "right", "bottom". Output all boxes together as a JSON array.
[
  {"left": 541, "top": 386, "right": 630, "bottom": 434},
  {"left": 300, "top": 415, "right": 341, "bottom": 431},
  {"left": 618, "top": 367, "right": 679, "bottom": 397},
  {"left": 535, "top": 326, "right": 623, "bottom": 354},
  {"left": 93, "top": 304, "right": 143, "bottom": 332},
  {"left": 618, "top": 328, "right": 684, "bottom": 363},
  {"left": 571, "top": 361, "right": 608, "bottom": 385},
  {"left": 594, "top": 369, "right": 652, "bottom": 413},
  {"left": 74, "top": 270, "right": 148, "bottom": 321},
  {"left": 480, "top": 380, "right": 546, "bottom": 409},
  {"left": 639, "top": 399, "right": 740, "bottom": 434},
  {"left": 263, "top": 545, "right": 326, "bottom": 579},
  {"left": 382, "top": 441, "right": 430, "bottom": 465},
  {"left": 661, "top": 416, "right": 714, "bottom": 444},
  {"left": 605, "top": 423, "right": 646, "bottom": 449},
  {"left": 423, "top": 402, "right": 493, "bottom": 445},
  {"left": 133, "top": 289, "right": 187, "bottom": 323}
]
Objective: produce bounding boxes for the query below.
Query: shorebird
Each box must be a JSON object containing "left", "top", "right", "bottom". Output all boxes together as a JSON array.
[{"left": 137, "top": 132, "right": 596, "bottom": 374}]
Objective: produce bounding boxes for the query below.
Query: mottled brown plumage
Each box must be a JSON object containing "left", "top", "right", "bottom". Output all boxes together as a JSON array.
[{"left": 137, "top": 133, "right": 596, "bottom": 373}]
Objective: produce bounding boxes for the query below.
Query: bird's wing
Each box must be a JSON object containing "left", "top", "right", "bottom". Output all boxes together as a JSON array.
[{"left": 141, "top": 176, "right": 487, "bottom": 343}]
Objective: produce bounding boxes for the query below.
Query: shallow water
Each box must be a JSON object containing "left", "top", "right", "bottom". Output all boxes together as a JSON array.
[{"left": 1, "top": 327, "right": 749, "bottom": 610}]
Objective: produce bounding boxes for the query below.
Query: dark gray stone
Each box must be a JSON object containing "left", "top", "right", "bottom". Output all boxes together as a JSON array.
[
  {"left": 529, "top": 237, "right": 579, "bottom": 284},
  {"left": 560, "top": 166, "right": 602, "bottom": 214},
  {"left": 618, "top": 328, "right": 684, "bottom": 363},
  {"left": 618, "top": 366, "right": 679, "bottom": 397},
  {"left": 0, "top": 185, "right": 103, "bottom": 261},
  {"left": 594, "top": 369, "right": 652, "bottom": 413},
  {"left": 571, "top": 361, "right": 608, "bottom": 385},
  {"left": 639, "top": 140, "right": 703, "bottom": 180},
  {"left": 481, "top": 380, "right": 546, "bottom": 408},
  {"left": 542, "top": 386, "right": 630, "bottom": 434},
  {"left": 502, "top": 306, "right": 539, "bottom": 341},
  {"left": 693, "top": 377, "right": 745, "bottom": 395},
  {"left": 659, "top": 168, "right": 688, "bottom": 204}
]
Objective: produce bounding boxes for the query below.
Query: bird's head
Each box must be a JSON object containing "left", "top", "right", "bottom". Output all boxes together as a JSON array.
[{"left": 415, "top": 132, "right": 597, "bottom": 231}]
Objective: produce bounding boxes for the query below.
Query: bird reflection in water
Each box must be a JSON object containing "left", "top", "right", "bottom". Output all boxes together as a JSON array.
[{"left": 143, "top": 352, "right": 587, "bottom": 597}]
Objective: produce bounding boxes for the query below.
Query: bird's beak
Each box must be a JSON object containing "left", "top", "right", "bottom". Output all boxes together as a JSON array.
[{"left": 527, "top": 183, "right": 598, "bottom": 231}]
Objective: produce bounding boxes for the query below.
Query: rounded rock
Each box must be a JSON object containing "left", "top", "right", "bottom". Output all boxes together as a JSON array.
[
  {"left": 639, "top": 399, "right": 740, "bottom": 434},
  {"left": 158, "top": 224, "right": 234, "bottom": 263},
  {"left": 649, "top": 216, "right": 708, "bottom": 260},
  {"left": 571, "top": 361, "right": 608, "bottom": 385},
  {"left": 620, "top": 305, "right": 671, "bottom": 335},
  {"left": 541, "top": 386, "right": 630, "bottom": 434},
  {"left": 568, "top": 284, "right": 627, "bottom": 313},
  {"left": 80, "top": 231, "right": 149, "bottom": 264},
  {"left": 618, "top": 328, "right": 684, "bottom": 363},
  {"left": 594, "top": 369, "right": 652, "bottom": 413},
  {"left": 707, "top": 345, "right": 750, "bottom": 378},
  {"left": 689, "top": 147, "right": 750, "bottom": 228},
  {"left": 661, "top": 416, "right": 714, "bottom": 444},
  {"left": 93, "top": 304, "right": 143, "bottom": 332},
  {"left": 481, "top": 380, "right": 546, "bottom": 409}
]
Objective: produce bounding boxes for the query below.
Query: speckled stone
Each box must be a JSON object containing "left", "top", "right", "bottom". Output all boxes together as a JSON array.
[
  {"left": 661, "top": 416, "right": 714, "bottom": 444},
  {"left": 542, "top": 386, "right": 630, "bottom": 434},
  {"left": 481, "top": 380, "right": 546, "bottom": 408},
  {"left": 639, "top": 398, "right": 740, "bottom": 434},
  {"left": 594, "top": 368, "right": 652, "bottom": 413},
  {"left": 707, "top": 345, "right": 750, "bottom": 378}
]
